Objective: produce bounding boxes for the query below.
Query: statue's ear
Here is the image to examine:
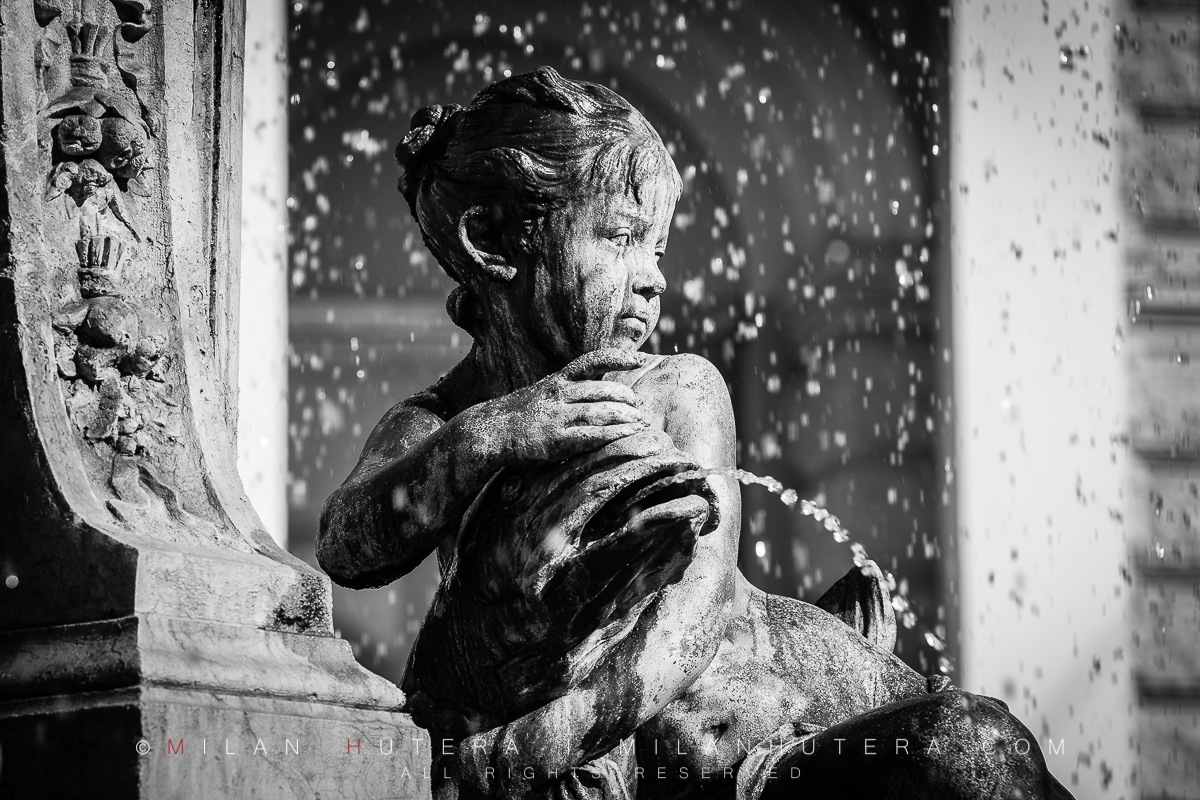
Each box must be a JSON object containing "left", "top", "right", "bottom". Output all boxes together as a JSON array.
[{"left": 458, "top": 206, "right": 517, "bottom": 283}]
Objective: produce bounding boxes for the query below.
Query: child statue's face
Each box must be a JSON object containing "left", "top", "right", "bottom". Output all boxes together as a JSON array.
[{"left": 527, "top": 164, "right": 676, "bottom": 362}]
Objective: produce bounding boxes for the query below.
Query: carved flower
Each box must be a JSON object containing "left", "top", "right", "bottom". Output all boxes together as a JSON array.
[
  {"left": 56, "top": 114, "right": 103, "bottom": 156},
  {"left": 46, "top": 87, "right": 150, "bottom": 180}
]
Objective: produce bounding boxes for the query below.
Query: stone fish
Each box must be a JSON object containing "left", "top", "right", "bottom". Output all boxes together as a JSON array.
[{"left": 402, "top": 428, "right": 720, "bottom": 739}]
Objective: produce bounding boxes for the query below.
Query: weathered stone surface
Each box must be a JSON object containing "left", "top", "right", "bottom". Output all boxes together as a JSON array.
[
  {"left": 0, "top": 613, "right": 406, "bottom": 708},
  {"left": 404, "top": 428, "right": 718, "bottom": 737},
  {"left": 0, "top": 687, "right": 430, "bottom": 798},
  {"left": 0, "top": 1, "right": 420, "bottom": 797},
  {"left": 1, "top": 0, "right": 317, "bottom": 631}
]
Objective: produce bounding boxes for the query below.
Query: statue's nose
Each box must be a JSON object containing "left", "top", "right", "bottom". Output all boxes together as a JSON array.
[{"left": 632, "top": 257, "right": 666, "bottom": 299}]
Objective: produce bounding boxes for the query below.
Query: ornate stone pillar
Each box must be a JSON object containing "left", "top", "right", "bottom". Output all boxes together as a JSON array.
[{"left": 0, "top": 1, "right": 426, "bottom": 795}]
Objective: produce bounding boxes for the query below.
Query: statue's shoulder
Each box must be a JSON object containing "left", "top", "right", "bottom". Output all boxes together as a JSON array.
[
  {"left": 631, "top": 352, "right": 734, "bottom": 456},
  {"left": 624, "top": 353, "right": 732, "bottom": 426},
  {"left": 638, "top": 352, "right": 727, "bottom": 395}
]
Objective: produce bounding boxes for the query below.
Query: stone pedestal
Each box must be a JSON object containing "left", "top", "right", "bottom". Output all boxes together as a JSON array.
[{"left": 0, "top": 1, "right": 427, "bottom": 795}]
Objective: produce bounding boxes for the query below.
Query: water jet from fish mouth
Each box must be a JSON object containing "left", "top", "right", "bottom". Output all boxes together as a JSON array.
[{"left": 658, "top": 465, "right": 953, "bottom": 673}]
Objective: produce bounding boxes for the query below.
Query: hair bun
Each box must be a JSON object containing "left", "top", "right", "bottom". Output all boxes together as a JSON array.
[{"left": 396, "top": 104, "right": 463, "bottom": 168}]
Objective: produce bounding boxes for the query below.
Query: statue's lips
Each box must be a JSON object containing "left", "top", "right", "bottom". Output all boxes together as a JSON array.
[{"left": 618, "top": 311, "right": 650, "bottom": 330}]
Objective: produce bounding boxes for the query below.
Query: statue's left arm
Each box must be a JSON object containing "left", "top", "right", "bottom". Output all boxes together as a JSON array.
[{"left": 436, "top": 354, "right": 744, "bottom": 800}]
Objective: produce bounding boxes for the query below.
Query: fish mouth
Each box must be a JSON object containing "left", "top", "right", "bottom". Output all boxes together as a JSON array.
[{"left": 580, "top": 464, "right": 718, "bottom": 548}]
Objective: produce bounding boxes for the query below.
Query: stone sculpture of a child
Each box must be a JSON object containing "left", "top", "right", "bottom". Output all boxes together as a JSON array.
[{"left": 318, "top": 67, "right": 1072, "bottom": 800}]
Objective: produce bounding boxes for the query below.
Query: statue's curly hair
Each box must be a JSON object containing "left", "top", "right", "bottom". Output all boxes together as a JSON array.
[{"left": 395, "top": 66, "right": 681, "bottom": 336}]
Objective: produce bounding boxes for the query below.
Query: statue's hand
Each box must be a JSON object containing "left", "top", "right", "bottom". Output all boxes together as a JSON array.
[{"left": 483, "top": 348, "right": 652, "bottom": 465}]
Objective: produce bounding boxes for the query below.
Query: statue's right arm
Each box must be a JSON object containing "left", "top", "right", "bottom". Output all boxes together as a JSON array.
[
  {"left": 316, "top": 400, "right": 504, "bottom": 589},
  {"left": 318, "top": 349, "right": 651, "bottom": 588}
]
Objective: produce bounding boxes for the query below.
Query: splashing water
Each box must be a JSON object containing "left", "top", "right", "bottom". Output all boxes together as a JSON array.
[
  {"left": 662, "top": 465, "right": 955, "bottom": 674},
  {"left": 667, "top": 467, "right": 852, "bottom": 540}
]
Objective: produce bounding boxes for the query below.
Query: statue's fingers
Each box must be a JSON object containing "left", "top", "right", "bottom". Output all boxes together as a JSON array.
[
  {"left": 569, "top": 422, "right": 646, "bottom": 447},
  {"left": 560, "top": 348, "right": 648, "bottom": 381},
  {"left": 562, "top": 380, "right": 642, "bottom": 407},
  {"left": 571, "top": 401, "right": 645, "bottom": 427}
]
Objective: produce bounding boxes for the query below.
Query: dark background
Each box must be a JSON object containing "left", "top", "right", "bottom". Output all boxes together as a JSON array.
[{"left": 284, "top": 0, "right": 954, "bottom": 684}]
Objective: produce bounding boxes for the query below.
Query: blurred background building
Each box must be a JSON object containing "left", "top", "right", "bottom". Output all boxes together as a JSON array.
[{"left": 236, "top": 1, "right": 1200, "bottom": 797}]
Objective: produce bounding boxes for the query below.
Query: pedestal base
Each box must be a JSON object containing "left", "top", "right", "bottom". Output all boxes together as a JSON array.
[{"left": 0, "top": 686, "right": 432, "bottom": 799}]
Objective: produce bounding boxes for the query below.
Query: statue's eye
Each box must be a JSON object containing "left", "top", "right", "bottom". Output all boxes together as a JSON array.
[{"left": 608, "top": 231, "right": 632, "bottom": 247}]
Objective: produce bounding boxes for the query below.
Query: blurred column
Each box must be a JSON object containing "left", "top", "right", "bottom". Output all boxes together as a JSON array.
[
  {"left": 239, "top": 0, "right": 289, "bottom": 547},
  {"left": 950, "top": 0, "right": 1136, "bottom": 796},
  {"left": 1112, "top": 0, "right": 1200, "bottom": 796}
]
